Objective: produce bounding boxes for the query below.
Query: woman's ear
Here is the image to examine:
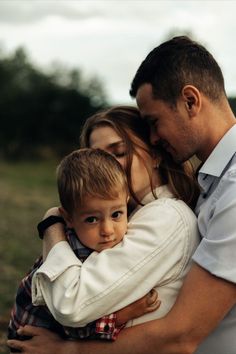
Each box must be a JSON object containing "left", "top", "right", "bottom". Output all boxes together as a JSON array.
[
  {"left": 182, "top": 85, "right": 201, "bottom": 117},
  {"left": 152, "top": 151, "right": 161, "bottom": 169},
  {"left": 59, "top": 206, "right": 73, "bottom": 228}
]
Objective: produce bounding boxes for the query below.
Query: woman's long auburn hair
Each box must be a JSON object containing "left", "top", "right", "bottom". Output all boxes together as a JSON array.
[{"left": 80, "top": 106, "right": 200, "bottom": 210}]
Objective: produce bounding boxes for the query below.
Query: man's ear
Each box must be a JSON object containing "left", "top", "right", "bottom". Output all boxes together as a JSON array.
[
  {"left": 59, "top": 206, "right": 73, "bottom": 228},
  {"left": 182, "top": 85, "right": 201, "bottom": 117}
]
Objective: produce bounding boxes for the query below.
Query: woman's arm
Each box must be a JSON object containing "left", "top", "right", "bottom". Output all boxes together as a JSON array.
[{"left": 32, "top": 198, "right": 199, "bottom": 326}]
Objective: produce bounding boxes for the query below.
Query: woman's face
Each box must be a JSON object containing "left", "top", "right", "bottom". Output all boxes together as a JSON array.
[{"left": 89, "top": 125, "right": 155, "bottom": 202}]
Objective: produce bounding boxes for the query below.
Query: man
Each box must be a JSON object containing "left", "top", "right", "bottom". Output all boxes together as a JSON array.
[{"left": 8, "top": 36, "right": 236, "bottom": 354}]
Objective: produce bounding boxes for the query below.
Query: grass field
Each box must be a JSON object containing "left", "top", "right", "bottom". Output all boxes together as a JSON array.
[{"left": 0, "top": 159, "right": 59, "bottom": 353}]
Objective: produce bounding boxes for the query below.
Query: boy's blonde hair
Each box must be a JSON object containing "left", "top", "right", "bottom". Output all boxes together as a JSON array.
[{"left": 57, "top": 148, "right": 129, "bottom": 215}]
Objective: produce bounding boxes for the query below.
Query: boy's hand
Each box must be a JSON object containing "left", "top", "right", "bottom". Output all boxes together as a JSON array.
[{"left": 115, "top": 289, "right": 161, "bottom": 326}]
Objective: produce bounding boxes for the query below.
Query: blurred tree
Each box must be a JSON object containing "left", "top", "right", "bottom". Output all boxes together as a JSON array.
[
  {"left": 0, "top": 47, "right": 108, "bottom": 159},
  {"left": 229, "top": 98, "right": 236, "bottom": 117}
]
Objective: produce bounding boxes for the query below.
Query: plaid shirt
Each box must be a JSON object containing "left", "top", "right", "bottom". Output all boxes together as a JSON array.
[{"left": 8, "top": 228, "right": 122, "bottom": 343}]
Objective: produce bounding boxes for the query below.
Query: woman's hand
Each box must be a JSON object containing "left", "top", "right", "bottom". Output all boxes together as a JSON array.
[
  {"left": 115, "top": 289, "right": 161, "bottom": 326},
  {"left": 7, "top": 326, "right": 66, "bottom": 354},
  {"left": 41, "top": 207, "right": 67, "bottom": 260},
  {"left": 42, "top": 207, "right": 61, "bottom": 219}
]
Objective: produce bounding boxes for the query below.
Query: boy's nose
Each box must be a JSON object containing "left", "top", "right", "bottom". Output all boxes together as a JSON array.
[{"left": 100, "top": 220, "right": 114, "bottom": 237}]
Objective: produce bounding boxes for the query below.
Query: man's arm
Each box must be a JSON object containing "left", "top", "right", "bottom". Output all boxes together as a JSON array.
[{"left": 8, "top": 263, "right": 236, "bottom": 354}]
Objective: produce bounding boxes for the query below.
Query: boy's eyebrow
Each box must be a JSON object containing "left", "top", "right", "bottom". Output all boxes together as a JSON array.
[{"left": 79, "top": 204, "right": 127, "bottom": 215}]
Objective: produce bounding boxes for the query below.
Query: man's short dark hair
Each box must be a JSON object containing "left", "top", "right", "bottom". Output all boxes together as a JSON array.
[{"left": 130, "top": 36, "right": 226, "bottom": 105}]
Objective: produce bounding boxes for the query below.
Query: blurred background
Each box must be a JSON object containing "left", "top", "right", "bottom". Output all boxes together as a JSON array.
[{"left": 1, "top": 0, "right": 236, "bottom": 352}]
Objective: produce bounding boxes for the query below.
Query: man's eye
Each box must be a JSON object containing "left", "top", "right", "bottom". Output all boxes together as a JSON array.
[
  {"left": 84, "top": 216, "right": 97, "bottom": 224},
  {"left": 150, "top": 119, "right": 158, "bottom": 127},
  {"left": 112, "top": 211, "right": 123, "bottom": 219}
]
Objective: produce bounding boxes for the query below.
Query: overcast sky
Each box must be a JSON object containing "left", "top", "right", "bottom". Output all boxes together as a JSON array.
[{"left": 0, "top": 0, "right": 236, "bottom": 104}]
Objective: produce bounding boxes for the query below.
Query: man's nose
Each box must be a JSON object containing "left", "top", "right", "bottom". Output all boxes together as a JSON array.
[{"left": 150, "top": 128, "right": 160, "bottom": 146}]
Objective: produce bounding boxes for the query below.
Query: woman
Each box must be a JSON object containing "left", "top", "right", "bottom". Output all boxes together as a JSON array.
[{"left": 8, "top": 106, "right": 200, "bottom": 352}]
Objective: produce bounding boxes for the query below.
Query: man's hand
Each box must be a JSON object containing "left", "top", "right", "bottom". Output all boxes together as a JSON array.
[
  {"left": 7, "top": 326, "right": 65, "bottom": 354},
  {"left": 116, "top": 289, "right": 161, "bottom": 326}
]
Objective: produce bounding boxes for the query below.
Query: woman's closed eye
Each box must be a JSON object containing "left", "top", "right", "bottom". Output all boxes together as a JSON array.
[{"left": 114, "top": 151, "right": 126, "bottom": 158}]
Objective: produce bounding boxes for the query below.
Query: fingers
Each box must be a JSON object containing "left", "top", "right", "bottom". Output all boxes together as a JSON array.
[
  {"left": 17, "top": 325, "right": 43, "bottom": 337},
  {"left": 146, "top": 289, "right": 161, "bottom": 312},
  {"left": 7, "top": 339, "right": 24, "bottom": 352},
  {"left": 146, "top": 289, "right": 157, "bottom": 305}
]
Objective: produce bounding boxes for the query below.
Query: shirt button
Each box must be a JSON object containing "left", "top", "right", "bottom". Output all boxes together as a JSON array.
[{"left": 104, "top": 324, "right": 110, "bottom": 332}]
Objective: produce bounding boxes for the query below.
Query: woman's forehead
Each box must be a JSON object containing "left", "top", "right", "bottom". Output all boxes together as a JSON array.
[{"left": 89, "top": 125, "right": 123, "bottom": 148}]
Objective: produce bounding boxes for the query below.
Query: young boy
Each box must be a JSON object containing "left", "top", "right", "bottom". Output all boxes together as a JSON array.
[{"left": 8, "top": 148, "right": 157, "bottom": 350}]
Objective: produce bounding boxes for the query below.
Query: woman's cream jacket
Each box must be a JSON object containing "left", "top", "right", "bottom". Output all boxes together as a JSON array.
[{"left": 32, "top": 185, "right": 200, "bottom": 327}]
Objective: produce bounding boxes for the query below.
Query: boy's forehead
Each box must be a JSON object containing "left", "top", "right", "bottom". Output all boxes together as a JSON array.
[{"left": 74, "top": 191, "right": 128, "bottom": 214}]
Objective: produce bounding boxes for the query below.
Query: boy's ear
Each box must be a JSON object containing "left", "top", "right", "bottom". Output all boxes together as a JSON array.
[{"left": 59, "top": 206, "right": 73, "bottom": 228}]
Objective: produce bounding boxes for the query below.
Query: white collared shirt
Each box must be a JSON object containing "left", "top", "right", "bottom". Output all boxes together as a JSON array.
[{"left": 193, "top": 124, "right": 236, "bottom": 354}]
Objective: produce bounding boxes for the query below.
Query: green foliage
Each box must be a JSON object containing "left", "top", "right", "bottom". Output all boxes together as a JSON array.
[
  {"left": 0, "top": 47, "right": 108, "bottom": 160},
  {"left": 229, "top": 97, "right": 236, "bottom": 116},
  {"left": 0, "top": 159, "right": 59, "bottom": 352}
]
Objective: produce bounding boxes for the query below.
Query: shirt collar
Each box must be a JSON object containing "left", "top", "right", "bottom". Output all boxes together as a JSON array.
[
  {"left": 130, "top": 185, "right": 174, "bottom": 217},
  {"left": 199, "top": 124, "right": 236, "bottom": 177},
  {"left": 141, "top": 185, "right": 173, "bottom": 205}
]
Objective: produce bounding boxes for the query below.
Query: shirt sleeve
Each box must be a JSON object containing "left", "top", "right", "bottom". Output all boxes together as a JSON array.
[
  {"left": 95, "top": 314, "right": 124, "bottom": 341},
  {"left": 193, "top": 172, "right": 236, "bottom": 283},
  {"left": 32, "top": 198, "right": 198, "bottom": 327}
]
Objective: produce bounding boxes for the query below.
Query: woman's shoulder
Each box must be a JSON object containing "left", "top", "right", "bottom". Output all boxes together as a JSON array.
[
  {"left": 138, "top": 184, "right": 197, "bottom": 221},
  {"left": 143, "top": 195, "right": 196, "bottom": 222},
  {"left": 130, "top": 188, "right": 198, "bottom": 238}
]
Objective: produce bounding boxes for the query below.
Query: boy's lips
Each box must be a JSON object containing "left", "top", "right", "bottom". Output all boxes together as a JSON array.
[{"left": 100, "top": 239, "right": 115, "bottom": 244}]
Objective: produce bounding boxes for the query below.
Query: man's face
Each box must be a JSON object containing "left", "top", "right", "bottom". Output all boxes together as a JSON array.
[{"left": 136, "top": 83, "right": 197, "bottom": 163}]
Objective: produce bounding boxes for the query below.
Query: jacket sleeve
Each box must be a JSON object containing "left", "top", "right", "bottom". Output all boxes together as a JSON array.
[{"left": 32, "top": 198, "right": 198, "bottom": 327}]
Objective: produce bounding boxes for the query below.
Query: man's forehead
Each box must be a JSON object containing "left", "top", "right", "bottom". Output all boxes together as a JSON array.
[{"left": 136, "top": 83, "right": 153, "bottom": 105}]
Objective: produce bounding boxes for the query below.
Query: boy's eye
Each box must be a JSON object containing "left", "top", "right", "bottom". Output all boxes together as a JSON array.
[
  {"left": 84, "top": 216, "right": 98, "bottom": 224},
  {"left": 112, "top": 211, "right": 123, "bottom": 219}
]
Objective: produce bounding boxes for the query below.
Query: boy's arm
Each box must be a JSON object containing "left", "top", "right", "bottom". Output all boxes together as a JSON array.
[
  {"left": 8, "top": 263, "right": 236, "bottom": 354},
  {"left": 115, "top": 288, "right": 160, "bottom": 326},
  {"left": 94, "top": 289, "right": 160, "bottom": 341}
]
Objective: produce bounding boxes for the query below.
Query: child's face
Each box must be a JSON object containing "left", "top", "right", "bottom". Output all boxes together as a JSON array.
[{"left": 67, "top": 190, "right": 128, "bottom": 252}]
